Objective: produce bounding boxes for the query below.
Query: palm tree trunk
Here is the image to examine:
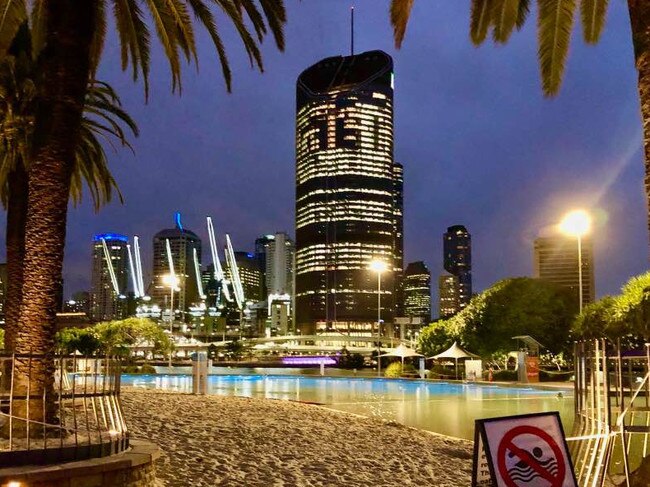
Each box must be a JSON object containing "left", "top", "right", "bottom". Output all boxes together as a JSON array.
[
  {"left": 11, "top": 0, "right": 97, "bottom": 438},
  {"left": 628, "top": 1, "right": 650, "bottom": 250},
  {"left": 4, "top": 164, "right": 28, "bottom": 352}
]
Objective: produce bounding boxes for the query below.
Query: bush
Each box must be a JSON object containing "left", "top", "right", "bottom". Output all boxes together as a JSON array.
[
  {"left": 490, "top": 369, "right": 518, "bottom": 381},
  {"left": 539, "top": 370, "right": 573, "bottom": 382},
  {"left": 384, "top": 362, "right": 416, "bottom": 378},
  {"left": 140, "top": 364, "right": 157, "bottom": 374}
]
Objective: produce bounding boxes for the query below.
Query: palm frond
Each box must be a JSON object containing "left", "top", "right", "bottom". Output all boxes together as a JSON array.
[
  {"left": 144, "top": 0, "right": 183, "bottom": 92},
  {"left": 537, "top": 0, "right": 577, "bottom": 96},
  {"left": 186, "top": 0, "right": 232, "bottom": 90},
  {"left": 258, "top": 0, "right": 286, "bottom": 50},
  {"left": 390, "top": 0, "right": 414, "bottom": 48},
  {"left": 492, "top": 0, "right": 520, "bottom": 43},
  {"left": 580, "top": 0, "right": 608, "bottom": 44},
  {"left": 470, "top": 0, "right": 493, "bottom": 45},
  {"left": 113, "top": 0, "right": 151, "bottom": 97},
  {"left": 89, "top": 0, "right": 107, "bottom": 76},
  {"left": 28, "top": 0, "right": 45, "bottom": 58},
  {"left": 0, "top": 0, "right": 26, "bottom": 58},
  {"left": 516, "top": 0, "right": 531, "bottom": 30},
  {"left": 214, "top": 0, "right": 263, "bottom": 71},
  {"left": 166, "top": 0, "right": 198, "bottom": 65},
  {"left": 234, "top": 0, "right": 267, "bottom": 42}
]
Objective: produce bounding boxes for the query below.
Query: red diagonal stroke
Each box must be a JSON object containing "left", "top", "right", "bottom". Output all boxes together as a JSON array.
[{"left": 503, "top": 439, "right": 559, "bottom": 486}]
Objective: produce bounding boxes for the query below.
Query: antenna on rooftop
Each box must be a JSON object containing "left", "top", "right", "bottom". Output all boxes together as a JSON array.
[{"left": 350, "top": 6, "right": 355, "bottom": 55}]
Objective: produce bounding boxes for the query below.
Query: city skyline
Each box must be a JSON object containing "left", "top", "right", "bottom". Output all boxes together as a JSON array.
[{"left": 0, "top": 1, "right": 644, "bottom": 308}]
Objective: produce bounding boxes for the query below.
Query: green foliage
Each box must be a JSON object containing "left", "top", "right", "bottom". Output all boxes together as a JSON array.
[
  {"left": 55, "top": 327, "right": 101, "bottom": 355},
  {"left": 492, "top": 369, "right": 518, "bottom": 381},
  {"left": 0, "top": 327, "right": 4, "bottom": 349},
  {"left": 56, "top": 318, "right": 172, "bottom": 357},
  {"left": 573, "top": 271, "right": 650, "bottom": 344},
  {"left": 224, "top": 340, "right": 246, "bottom": 361},
  {"left": 93, "top": 318, "right": 173, "bottom": 356},
  {"left": 419, "top": 278, "right": 576, "bottom": 358},
  {"left": 384, "top": 361, "right": 416, "bottom": 378},
  {"left": 337, "top": 348, "right": 365, "bottom": 369},
  {"left": 539, "top": 369, "right": 573, "bottom": 382}
]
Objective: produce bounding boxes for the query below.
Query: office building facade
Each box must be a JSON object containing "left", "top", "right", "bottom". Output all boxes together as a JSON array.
[
  {"left": 533, "top": 235, "right": 595, "bottom": 307},
  {"left": 438, "top": 273, "right": 460, "bottom": 318},
  {"left": 443, "top": 225, "right": 472, "bottom": 311},
  {"left": 403, "top": 261, "right": 431, "bottom": 323},
  {"left": 225, "top": 251, "right": 262, "bottom": 303},
  {"left": 295, "top": 50, "right": 400, "bottom": 335},
  {"left": 151, "top": 215, "right": 202, "bottom": 315},
  {"left": 90, "top": 233, "right": 129, "bottom": 321}
]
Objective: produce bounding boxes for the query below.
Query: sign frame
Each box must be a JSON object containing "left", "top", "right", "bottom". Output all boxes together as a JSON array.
[{"left": 472, "top": 411, "right": 577, "bottom": 487}]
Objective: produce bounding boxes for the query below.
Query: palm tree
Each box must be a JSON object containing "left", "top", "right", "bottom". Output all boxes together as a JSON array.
[
  {"left": 390, "top": 0, "right": 650, "bottom": 244},
  {"left": 0, "top": 0, "right": 285, "bottom": 436},
  {"left": 0, "top": 26, "right": 137, "bottom": 436}
]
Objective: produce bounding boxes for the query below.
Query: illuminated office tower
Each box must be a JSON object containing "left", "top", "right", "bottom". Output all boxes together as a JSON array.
[
  {"left": 295, "top": 50, "right": 399, "bottom": 335},
  {"left": 151, "top": 214, "right": 202, "bottom": 315},
  {"left": 224, "top": 251, "right": 262, "bottom": 302},
  {"left": 403, "top": 261, "right": 431, "bottom": 323},
  {"left": 443, "top": 225, "right": 472, "bottom": 310},
  {"left": 393, "top": 163, "right": 404, "bottom": 316},
  {"left": 534, "top": 235, "right": 595, "bottom": 307},
  {"left": 438, "top": 273, "right": 460, "bottom": 318},
  {"left": 90, "top": 233, "right": 129, "bottom": 321}
]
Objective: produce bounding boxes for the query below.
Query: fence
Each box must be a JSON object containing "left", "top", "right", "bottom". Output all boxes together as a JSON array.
[
  {"left": 0, "top": 353, "right": 128, "bottom": 467},
  {"left": 572, "top": 340, "right": 650, "bottom": 487}
]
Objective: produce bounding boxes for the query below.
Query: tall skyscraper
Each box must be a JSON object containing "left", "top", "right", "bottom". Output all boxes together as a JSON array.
[
  {"left": 438, "top": 273, "right": 460, "bottom": 318},
  {"left": 393, "top": 163, "right": 405, "bottom": 316},
  {"left": 265, "top": 232, "right": 295, "bottom": 299},
  {"left": 90, "top": 233, "right": 129, "bottom": 321},
  {"left": 403, "top": 261, "right": 431, "bottom": 323},
  {"left": 534, "top": 235, "right": 595, "bottom": 307},
  {"left": 443, "top": 225, "right": 472, "bottom": 310},
  {"left": 225, "top": 251, "right": 262, "bottom": 302},
  {"left": 151, "top": 214, "right": 202, "bottom": 315},
  {"left": 255, "top": 234, "right": 275, "bottom": 299},
  {"left": 295, "top": 50, "right": 400, "bottom": 335}
]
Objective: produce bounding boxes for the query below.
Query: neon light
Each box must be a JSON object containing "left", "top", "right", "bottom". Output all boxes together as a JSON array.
[
  {"left": 101, "top": 238, "right": 120, "bottom": 295},
  {"left": 175, "top": 212, "right": 183, "bottom": 231},
  {"left": 282, "top": 356, "right": 337, "bottom": 366},
  {"left": 126, "top": 244, "right": 141, "bottom": 298},
  {"left": 93, "top": 233, "right": 127, "bottom": 242},
  {"left": 134, "top": 236, "right": 145, "bottom": 297},
  {"left": 206, "top": 216, "right": 232, "bottom": 303}
]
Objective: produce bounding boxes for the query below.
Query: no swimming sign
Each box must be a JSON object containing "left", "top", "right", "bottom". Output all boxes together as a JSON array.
[{"left": 472, "top": 412, "right": 577, "bottom": 487}]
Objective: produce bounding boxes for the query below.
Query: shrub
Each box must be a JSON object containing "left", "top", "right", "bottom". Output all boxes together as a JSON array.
[
  {"left": 539, "top": 370, "right": 573, "bottom": 382},
  {"left": 491, "top": 369, "right": 518, "bottom": 381},
  {"left": 384, "top": 362, "right": 416, "bottom": 378},
  {"left": 140, "top": 364, "right": 157, "bottom": 374}
]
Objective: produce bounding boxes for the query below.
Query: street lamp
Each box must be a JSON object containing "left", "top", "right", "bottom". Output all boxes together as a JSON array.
[
  {"left": 559, "top": 209, "right": 591, "bottom": 313},
  {"left": 369, "top": 259, "right": 388, "bottom": 377},
  {"left": 162, "top": 274, "right": 180, "bottom": 366}
]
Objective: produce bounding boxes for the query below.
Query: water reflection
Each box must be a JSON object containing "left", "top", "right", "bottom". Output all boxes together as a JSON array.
[{"left": 124, "top": 374, "right": 573, "bottom": 440}]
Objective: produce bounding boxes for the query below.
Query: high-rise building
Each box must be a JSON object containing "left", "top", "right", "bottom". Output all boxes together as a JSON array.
[
  {"left": 393, "top": 163, "right": 405, "bottom": 316},
  {"left": 403, "top": 261, "right": 431, "bottom": 323},
  {"left": 64, "top": 291, "right": 91, "bottom": 315},
  {"left": 295, "top": 50, "right": 400, "bottom": 335},
  {"left": 265, "top": 232, "right": 295, "bottom": 298},
  {"left": 90, "top": 233, "right": 129, "bottom": 321},
  {"left": 438, "top": 273, "right": 460, "bottom": 318},
  {"left": 225, "top": 251, "right": 262, "bottom": 302},
  {"left": 151, "top": 214, "right": 202, "bottom": 316},
  {"left": 533, "top": 235, "right": 595, "bottom": 307},
  {"left": 443, "top": 225, "right": 472, "bottom": 310},
  {"left": 255, "top": 234, "right": 275, "bottom": 299}
]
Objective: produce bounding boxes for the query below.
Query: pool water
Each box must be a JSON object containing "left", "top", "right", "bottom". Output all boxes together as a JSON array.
[{"left": 123, "top": 374, "right": 574, "bottom": 440}]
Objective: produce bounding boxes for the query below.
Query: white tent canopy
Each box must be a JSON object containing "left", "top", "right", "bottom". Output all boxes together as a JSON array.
[
  {"left": 427, "top": 342, "right": 479, "bottom": 379},
  {"left": 428, "top": 341, "right": 478, "bottom": 360},
  {"left": 379, "top": 344, "right": 423, "bottom": 365}
]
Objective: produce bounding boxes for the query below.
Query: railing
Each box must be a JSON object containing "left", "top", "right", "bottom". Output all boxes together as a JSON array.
[
  {"left": 0, "top": 353, "right": 128, "bottom": 467},
  {"left": 571, "top": 340, "right": 650, "bottom": 487}
]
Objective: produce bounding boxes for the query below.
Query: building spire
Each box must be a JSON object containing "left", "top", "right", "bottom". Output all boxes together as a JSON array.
[{"left": 350, "top": 6, "right": 354, "bottom": 55}]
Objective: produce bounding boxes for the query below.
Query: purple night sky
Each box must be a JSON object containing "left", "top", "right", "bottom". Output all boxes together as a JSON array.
[{"left": 0, "top": 1, "right": 646, "bottom": 315}]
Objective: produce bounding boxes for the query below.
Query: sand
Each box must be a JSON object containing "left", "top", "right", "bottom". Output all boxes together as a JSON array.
[{"left": 121, "top": 389, "right": 473, "bottom": 487}]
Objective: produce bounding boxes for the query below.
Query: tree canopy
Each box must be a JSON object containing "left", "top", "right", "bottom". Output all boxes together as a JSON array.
[
  {"left": 573, "top": 271, "right": 650, "bottom": 345},
  {"left": 419, "top": 277, "right": 577, "bottom": 357},
  {"left": 55, "top": 318, "right": 173, "bottom": 357}
]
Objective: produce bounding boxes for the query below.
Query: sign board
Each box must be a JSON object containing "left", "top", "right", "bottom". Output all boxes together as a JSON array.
[
  {"left": 525, "top": 356, "right": 540, "bottom": 383},
  {"left": 472, "top": 412, "right": 577, "bottom": 487}
]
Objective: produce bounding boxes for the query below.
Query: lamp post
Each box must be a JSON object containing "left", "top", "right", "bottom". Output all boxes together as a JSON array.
[
  {"left": 559, "top": 209, "right": 591, "bottom": 314},
  {"left": 163, "top": 274, "right": 180, "bottom": 367},
  {"left": 370, "top": 259, "right": 388, "bottom": 377}
]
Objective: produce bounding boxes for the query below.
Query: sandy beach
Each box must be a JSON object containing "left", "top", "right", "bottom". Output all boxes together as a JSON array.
[{"left": 122, "top": 389, "right": 473, "bottom": 486}]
